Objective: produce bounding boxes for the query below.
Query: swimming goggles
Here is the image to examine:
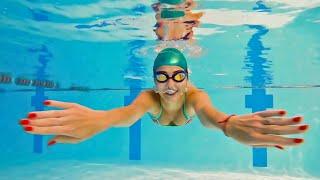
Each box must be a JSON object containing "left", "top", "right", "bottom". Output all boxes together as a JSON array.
[{"left": 154, "top": 70, "right": 187, "bottom": 83}]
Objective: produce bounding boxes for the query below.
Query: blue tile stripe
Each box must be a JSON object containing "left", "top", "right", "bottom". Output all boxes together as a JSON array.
[
  {"left": 246, "top": 89, "right": 273, "bottom": 167},
  {"left": 29, "top": 45, "right": 52, "bottom": 154},
  {"left": 31, "top": 88, "right": 47, "bottom": 153},
  {"left": 252, "top": 148, "right": 268, "bottom": 167},
  {"left": 125, "top": 38, "right": 146, "bottom": 160},
  {"left": 125, "top": 90, "right": 142, "bottom": 160},
  {"left": 245, "top": 0, "right": 273, "bottom": 167}
]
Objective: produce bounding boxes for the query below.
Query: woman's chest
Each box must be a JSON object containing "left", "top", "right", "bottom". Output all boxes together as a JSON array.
[
  {"left": 158, "top": 110, "right": 187, "bottom": 126},
  {"left": 152, "top": 103, "right": 195, "bottom": 126}
]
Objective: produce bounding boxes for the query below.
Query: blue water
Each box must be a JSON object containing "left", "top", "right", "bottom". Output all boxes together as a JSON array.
[{"left": 0, "top": 0, "right": 320, "bottom": 179}]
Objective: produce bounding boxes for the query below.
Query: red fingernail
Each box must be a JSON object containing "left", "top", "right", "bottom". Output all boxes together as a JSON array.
[
  {"left": 48, "top": 141, "right": 56, "bottom": 146},
  {"left": 292, "top": 117, "right": 301, "bottom": 122},
  {"left": 275, "top": 145, "right": 284, "bottom": 150},
  {"left": 299, "top": 125, "right": 308, "bottom": 130},
  {"left": 24, "top": 126, "right": 33, "bottom": 131},
  {"left": 279, "top": 111, "right": 286, "bottom": 115},
  {"left": 19, "top": 120, "right": 29, "bottom": 125},
  {"left": 43, "top": 100, "right": 50, "bottom": 105},
  {"left": 28, "top": 113, "right": 37, "bottom": 119},
  {"left": 294, "top": 138, "right": 304, "bottom": 143}
]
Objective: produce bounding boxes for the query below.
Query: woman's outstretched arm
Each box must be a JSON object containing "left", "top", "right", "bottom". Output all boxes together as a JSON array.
[
  {"left": 19, "top": 90, "right": 154, "bottom": 145},
  {"left": 190, "top": 90, "right": 309, "bottom": 150},
  {"left": 110, "top": 90, "right": 154, "bottom": 127},
  {"left": 190, "top": 90, "right": 228, "bottom": 129}
]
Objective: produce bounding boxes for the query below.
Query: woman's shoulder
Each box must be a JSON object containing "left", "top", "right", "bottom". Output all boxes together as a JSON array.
[
  {"left": 140, "top": 89, "right": 160, "bottom": 114},
  {"left": 141, "top": 89, "right": 158, "bottom": 100},
  {"left": 186, "top": 83, "right": 204, "bottom": 97},
  {"left": 186, "top": 84, "right": 207, "bottom": 106},
  {"left": 141, "top": 89, "right": 160, "bottom": 102}
]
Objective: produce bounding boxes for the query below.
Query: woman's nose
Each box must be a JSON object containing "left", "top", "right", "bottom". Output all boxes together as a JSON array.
[{"left": 166, "top": 78, "right": 176, "bottom": 88}]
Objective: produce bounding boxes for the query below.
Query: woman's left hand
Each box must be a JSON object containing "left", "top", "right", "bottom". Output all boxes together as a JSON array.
[{"left": 223, "top": 110, "right": 309, "bottom": 150}]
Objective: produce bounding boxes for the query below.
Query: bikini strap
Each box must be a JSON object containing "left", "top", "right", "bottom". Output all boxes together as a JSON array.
[
  {"left": 154, "top": 95, "right": 163, "bottom": 124},
  {"left": 157, "top": 99, "right": 163, "bottom": 119},
  {"left": 182, "top": 93, "right": 191, "bottom": 121}
]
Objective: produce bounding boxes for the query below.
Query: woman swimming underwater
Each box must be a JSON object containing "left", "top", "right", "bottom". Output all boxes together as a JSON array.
[{"left": 19, "top": 48, "right": 309, "bottom": 149}]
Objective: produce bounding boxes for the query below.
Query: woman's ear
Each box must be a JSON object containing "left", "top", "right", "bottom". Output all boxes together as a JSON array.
[
  {"left": 187, "top": 68, "right": 191, "bottom": 75},
  {"left": 184, "top": 80, "right": 188, "bottom": 92}
]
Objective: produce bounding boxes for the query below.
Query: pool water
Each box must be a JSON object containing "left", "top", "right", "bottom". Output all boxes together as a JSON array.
[{"left": 0, "top": 0, "right": 319, "bottom": 179}]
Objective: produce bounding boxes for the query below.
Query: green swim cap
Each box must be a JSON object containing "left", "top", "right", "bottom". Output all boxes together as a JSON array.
[
  {"left": 161, "top": 8, "right": 185, "bottom": 19},
  {"left": 159, "top": 0, "right": 185, "bottom": 5},
  {"left": 153, "top": 48, "right": 188, "bottom": 75}
]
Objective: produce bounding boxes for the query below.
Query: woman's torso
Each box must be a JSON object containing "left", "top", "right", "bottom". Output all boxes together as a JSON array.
[{"left": 146, "top": 83, "right": 199, "bottom": 126}]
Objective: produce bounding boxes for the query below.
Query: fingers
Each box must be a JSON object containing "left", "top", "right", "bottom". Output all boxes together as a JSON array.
[
  {"left": 26, "top": 109, "right": 69, "bottom": 119},
  {"left": 21, "top": 125, "right": 76, "bottom": 137},
  {"left": 253, "top": 133, "right": 304, "bottom": 146},
  {"left": 48, "top": 135, "right": 82, "bottom": 146},
  {"left": 44, "top": 100, "right": 78, "bottom": 109},
  {"left": 20, "top": 117, "right": 69, "bottom": 127},
  {"left": 25, "top": 100, "right": 79, "bottom": 120},
  {"left": 253, "top": 109, "right": 286, "bottom": 118},
  {"left": 261, "top": 116, "right": 303, "bottom": 125},
  {"left": 259, "top": 124, "right": 309, "bottom": 135},
  {"left": 253, "top": 144, "right": 285, "bottom": 150}
]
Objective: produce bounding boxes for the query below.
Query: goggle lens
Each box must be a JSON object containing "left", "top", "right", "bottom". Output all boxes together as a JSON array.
[
  {"left": 156, "top": 74, "right": 167, "bottom": 82},
  {"left": 174, "top": 72, "right": 186, "bottom": 81},
  {"left": 155, "top": 71, "right": 187, "bottom": 83}
]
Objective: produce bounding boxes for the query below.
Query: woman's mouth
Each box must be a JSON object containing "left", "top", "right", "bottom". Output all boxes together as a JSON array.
[{"left": 165, "top": 90, "right": 177, "bottom": 96}]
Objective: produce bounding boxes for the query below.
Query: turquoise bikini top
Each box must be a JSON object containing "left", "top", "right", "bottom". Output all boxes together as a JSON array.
[{"left": 148, "top": 93, "right": 193, "bottom": 126}]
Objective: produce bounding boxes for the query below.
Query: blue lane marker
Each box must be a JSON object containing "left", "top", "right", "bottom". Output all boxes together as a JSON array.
[
  {"left": 125, "top": 39, "right": 146, "bottom": 160},
  {"left": 245, "top": 89, "right": 273, "bottom": 113},
  {"left": 252, "top": 148, "right": 267, "bottom": 167},
  {"left": 125, "top": 4, "right": 147, "bottom": 160},
  {"left": 245, "top": 89, "right": 273, "bottom": 167},
  {"left": 245, "top": 24, "right": 272, "bottom": 166},
  {"left": 28, "top": 45, "right": 52, "bottom": 153},
  {"left": 125, "top": 91, "right": 141, "bottom": 160},
  {"left": 31, "top": 90, "right": 47, "bottom": 153},
  {"left": 244, "top": 1, "right": 273, "bottom": 167}
]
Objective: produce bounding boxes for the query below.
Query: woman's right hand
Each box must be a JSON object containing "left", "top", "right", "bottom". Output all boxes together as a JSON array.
[{"left": 19, "top": 100, "right": 111, "bottom": 146}]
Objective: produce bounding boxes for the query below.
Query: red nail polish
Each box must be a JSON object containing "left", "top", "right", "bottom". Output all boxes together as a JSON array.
[
  {"left": 24, "top": 126, "right": 33, "bottom": 131},
  {"left": 48, "top": 141, "right": 56, "bottom": 146},
  {"left": 279, "top": 111, "right": 286, "bottom": 115},
  {"left": 299, "top": 125, "right": 308, "bottom": 130},
  {"left": 292, "top": 117, "right": 301, "bottom": 122},
  {"left": 19, "top": 120, "right": 29, "bottom": 125},
  {"left": 275, "top": 145, "right": 284, "bottom": 150},
  {"left": 43, "top": 100, "right": 50, "bottom": 105},
  {"left": 28, "top": 113, "right": 37, "bottom": 119},
  {"left": 294, "top": 138, "right": 304, "bottom": 143}
]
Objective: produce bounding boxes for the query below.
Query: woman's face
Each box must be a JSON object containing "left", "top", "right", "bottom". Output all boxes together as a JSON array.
[{"left": 154, "top": 65, "right": 188, "bottom": 101}]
